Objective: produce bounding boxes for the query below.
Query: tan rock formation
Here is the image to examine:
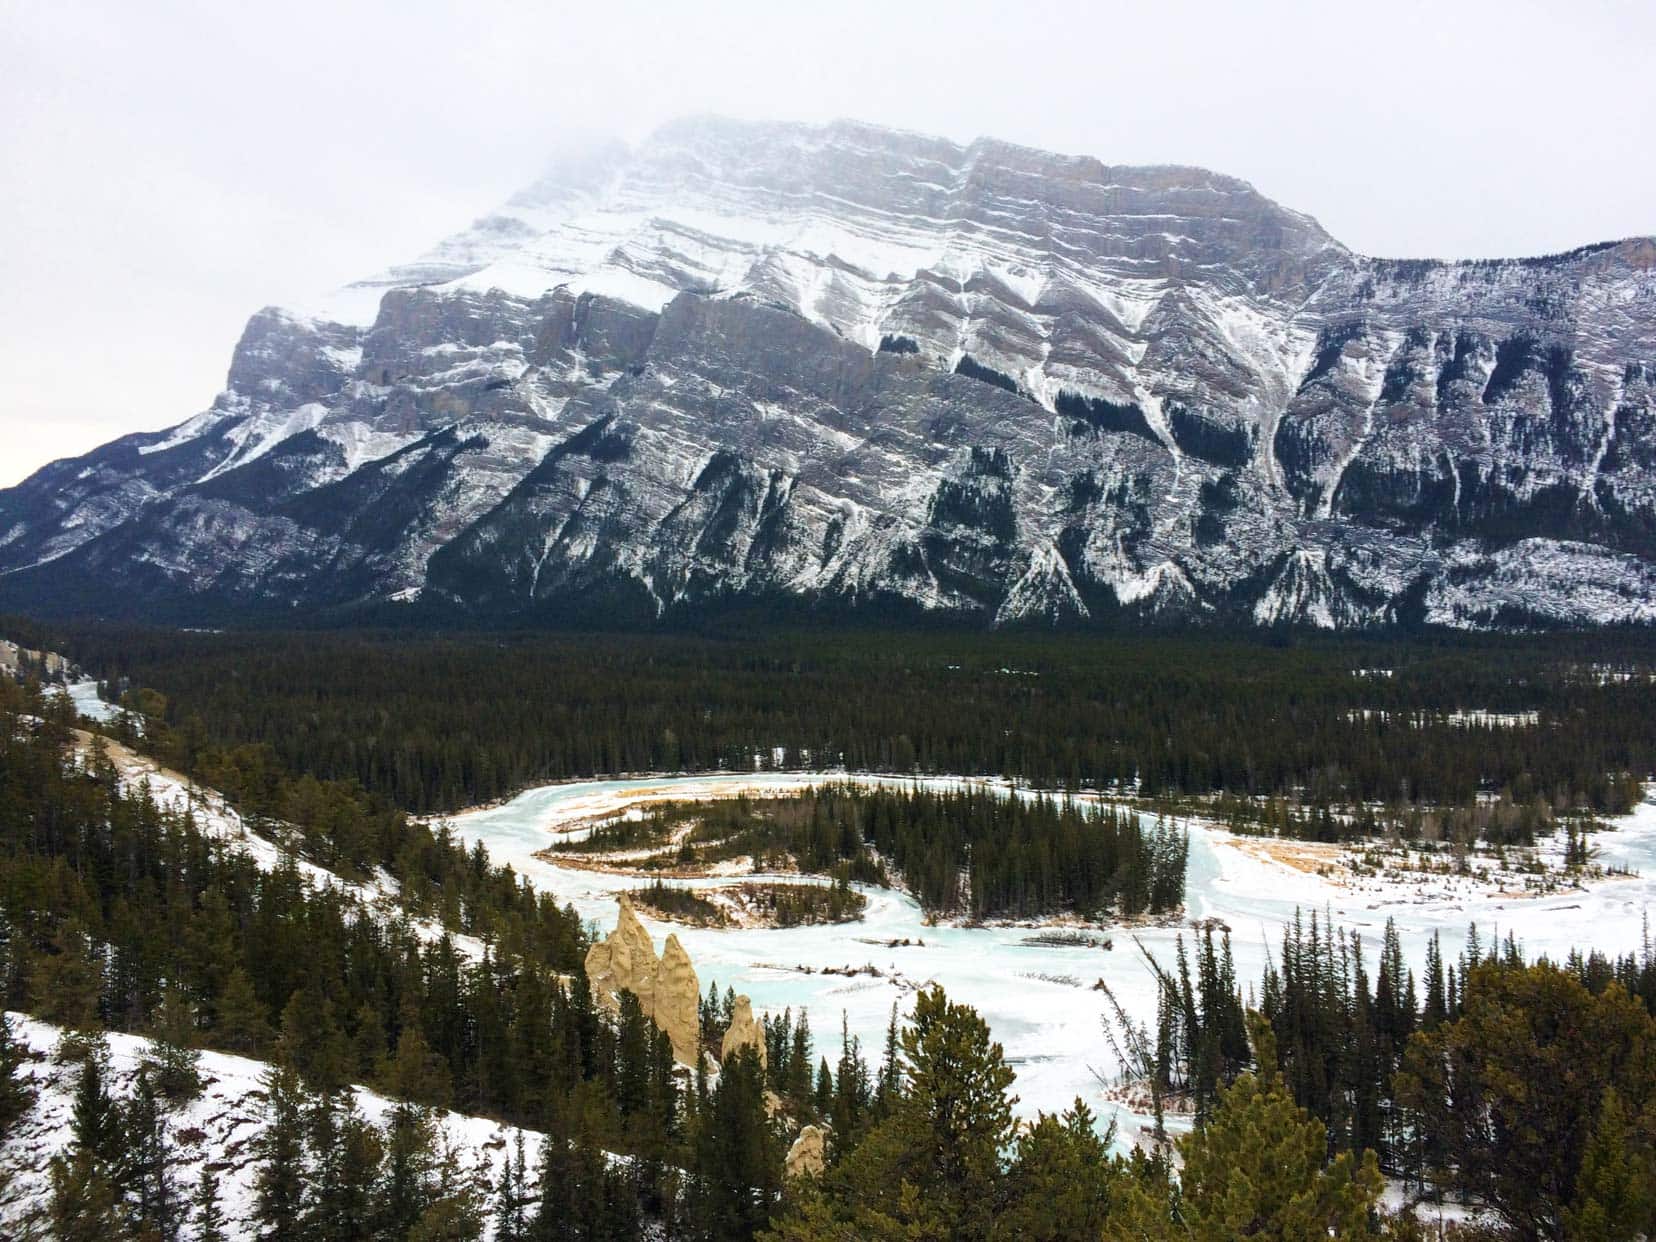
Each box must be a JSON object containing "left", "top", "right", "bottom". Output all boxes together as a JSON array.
[
  {"left": 785, "top": 1125, "right": 827, "bottom": 1179},
  {"left": 720, "top": 994, "right": 767, "bottom": 1071},
  {"left": 655, "top": 933, "right": 702, "bottom": 1067},
  {"left": 585, "top": 894, "right": 702, "bottom": 1066}
]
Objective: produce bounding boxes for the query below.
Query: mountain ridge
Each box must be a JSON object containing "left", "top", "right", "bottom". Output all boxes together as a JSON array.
[{"left": 3, "top": 115, "right": 1654, "bottom": 629}]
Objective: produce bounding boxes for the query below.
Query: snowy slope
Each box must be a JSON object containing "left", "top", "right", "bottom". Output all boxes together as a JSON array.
[
  {"left": 0, "top": 1015, "right": 547, "bottom": 1241},
  {"left": 57, "top": 722, "right": 489, "bottom": 960},
  {"left": 2, "top": 117, "right": 1654, "bottom": 629}
]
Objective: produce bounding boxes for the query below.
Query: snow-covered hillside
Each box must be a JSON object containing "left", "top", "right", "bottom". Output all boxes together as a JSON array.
[
  {"left": 0, "top": 1015, "right": 546, "bottom": 1240},
  {"left": 3, "top": 117, "right": 1655, "bottom": 628},
  {"left": 48, "top": 708, "right": 491, "bottom": 961}
]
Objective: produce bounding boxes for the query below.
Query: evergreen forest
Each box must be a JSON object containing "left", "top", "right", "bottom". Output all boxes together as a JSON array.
[
  {"left": 2, "top": 622, "right": 1655, "bottom": 1238},
  {"left": 19, "top": 620, "right": 1651, "bottom": 828}
]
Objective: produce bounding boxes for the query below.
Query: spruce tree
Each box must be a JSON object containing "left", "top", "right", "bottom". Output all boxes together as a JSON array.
[
  {"left": 192, "top": 1165, "right": 227, "bottom": 1242},
  {"left": 146, "top": 983, "right": 203, "bottom": 1101},
  {"left": 687, "top": 1045, "right": 779, "bottom": 1242},
  {"left": 305, "top": 1088, "right": 382, "bottom": 1240},
  {"left": 1562, "top": 1086, "right": 1656, "bottom": 1241},
  {"left": 70, "top": 1041, "right": 123, "bottom": 1173},
  {"left": 378, "top": 1098, "right": 440, "bottom": 1239},
  {"left": 124, "top": 1070, "right": 181, "bottom": 1239},
  {"left": 48, "top": 1147, "right": 124, "bottom": 1242},
  {"left": 0, "top": 1012, "right": 34, "bottom": 1137},
  {"left": 785, "top": 1009, "right": 813, "bottom": 1114},
  {"left": 871, "top": 1002, "right": 901, "bottom": 1121},
  {"left": 252, "top": 1060, "right": 309, "bottom": 1238},
  {"left": 813, "top": 1058, "right": 832, "bottom": 1120},
  {"left": 493, "top": 1133, "right": 529, "bottom": 1242}
]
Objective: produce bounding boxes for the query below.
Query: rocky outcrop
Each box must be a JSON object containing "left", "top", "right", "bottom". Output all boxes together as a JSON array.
[
  {"left": 784, "top": 1125, "right": 827, "bottom": 1179},
  {"left": 719, "top": 994, "right": 767, "bottom": 1071},
  {"left": 0, "top": 639, "right": 68, "bottom": 679},
  {"left": 5, "top": 116, "right": 1656, "bottom": 631},
  {"left": 584, "top": 894, "right": 701, "bottom": 1066},
  {"left": 654, "top": 933, "right": 702, "bottom": 1070}
]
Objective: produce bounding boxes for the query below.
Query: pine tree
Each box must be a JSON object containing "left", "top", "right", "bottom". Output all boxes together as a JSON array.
[
  {"left": 124, "top": 1070, "right": 181, "bottom": 1239},
  {"left": 146, "top": 983, "right": 203, "bottom": 1101},
  {"left": 407, "top": 1134, "right": 488, "bottom": 1241},
  {"left": 1395, "top": 961, "right": 1655, "bottom": 1238},
  {"left": 213, "top": 966, "right": 273, "bottom": 1055},
  {"left": 0, "top": 1012, "right": 34, "bottom": 1138},
  {"left": 1174, "top": 1016, "right": 1383, "bottom": 1241},
  {"left": 252, "top": 1060, "right": 309, "bottom": 1238},
  {"left": 278, "top": 981, "right": 354, "bottom": 1096},
  {"left": 996, "top": 1100, "right": 1121, "bottom": 1241},
  {"left": 384, "top": 1019, "right": 453, "bottom": 1109},
  {"left": 1561, "top": 1088, "right": 1655, "bottom": 1241},
  {"left": 31, "top": 919, "right": 103, "bottom": 1030},
  {"left": 48, "top": 1147, "right": 124, "bottom": 1242},
  {"left": 192, "top": 1165, "right": 227, "bottom": 1242},
  {"left": 784, "top": 986, "right": 1016, "bottom": 1242}
]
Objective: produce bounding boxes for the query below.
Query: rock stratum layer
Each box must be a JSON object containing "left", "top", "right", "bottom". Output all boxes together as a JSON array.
[{"left": 4, "top": 116, "right": 1656, "bottom": 629}]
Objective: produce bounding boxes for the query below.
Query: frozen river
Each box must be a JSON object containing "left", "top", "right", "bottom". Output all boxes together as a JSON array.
[{"left": 446, "top": 773, "right": 1656, "bottom": 1123}]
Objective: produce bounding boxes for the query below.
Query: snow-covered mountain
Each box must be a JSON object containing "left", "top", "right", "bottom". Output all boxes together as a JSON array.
[{"left": 4, "top": 115, "right": 1655, "bottom": 628}]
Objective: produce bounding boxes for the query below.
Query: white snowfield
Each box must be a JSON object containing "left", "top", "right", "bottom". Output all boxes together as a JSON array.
[
  {"left": 445, "top": 773, "right": 1656, "bottom": 1128},
  {"left": 0, "top": 1015, "right": 548, "bottom": 1240}
]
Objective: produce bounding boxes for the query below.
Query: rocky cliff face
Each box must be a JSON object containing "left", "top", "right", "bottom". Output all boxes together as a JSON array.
[{"left": 4, "top": 117, "right": 1654, "bottom": 629}]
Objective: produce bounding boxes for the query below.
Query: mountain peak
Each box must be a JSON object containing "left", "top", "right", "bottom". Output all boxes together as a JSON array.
[{"left": 2, "top": 117, "right": 1653, "bottom": 632}]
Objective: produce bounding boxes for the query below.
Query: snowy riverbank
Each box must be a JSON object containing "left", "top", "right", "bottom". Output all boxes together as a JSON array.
[{"left": 443, "top": 774, "right": 1656, "bottom": 1126}]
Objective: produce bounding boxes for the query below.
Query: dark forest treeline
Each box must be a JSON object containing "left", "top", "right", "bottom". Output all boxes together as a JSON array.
[
  {"left": 27, "top": 621, "right": 1656, "bottom": 818},
  {"left": 606, "top": 784, "right": 1188, "bottom": 920},
  {"left": 49, "top": 678, "right": 594, "bottom": 957},
  {"left": 1112, "top": 913, "right": 1656, "bottom": 1239},
  {"left": 0, "top": 678, "right": 587, "bottom": 1121}
]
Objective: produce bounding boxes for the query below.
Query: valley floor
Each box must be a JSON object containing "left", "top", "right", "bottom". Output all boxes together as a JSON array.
[{"left": 443, "top": 773, "right": 1656, "bottom": 1134}]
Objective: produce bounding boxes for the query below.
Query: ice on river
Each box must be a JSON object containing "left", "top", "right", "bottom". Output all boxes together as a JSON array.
[
  {"left": 64, "top": 678, "right": 121, "bottom": 724},
  {"left": 445, "top": 774, "right": 1656, "bottom": 1126}
]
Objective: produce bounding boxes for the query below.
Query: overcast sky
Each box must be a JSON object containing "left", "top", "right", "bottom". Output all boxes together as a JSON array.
[{"left": 4, "top": 0, "right": 1653, "bottom": 485}]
